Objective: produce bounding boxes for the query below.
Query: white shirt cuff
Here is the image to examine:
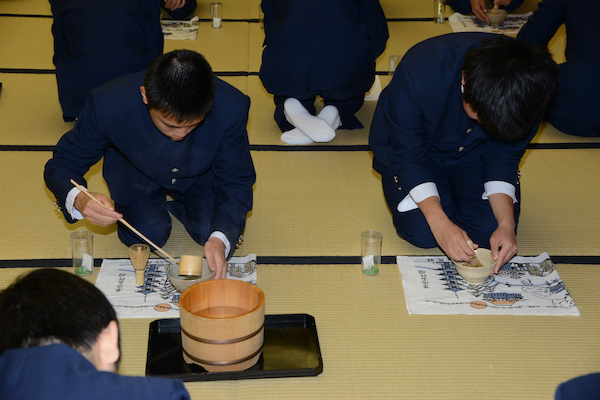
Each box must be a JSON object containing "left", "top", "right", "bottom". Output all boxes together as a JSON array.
[
  {"left": 482, "top": 181, "right": 517, "bottom": 203},
  {"left": 66, "top": 187, "right": 85, "bottom": 220},
  {"left": 209, "top": 231, "right": 231, "bottom": 257},
  {"left": 397, "top": 182, "right": 440, "bottom": 212}
]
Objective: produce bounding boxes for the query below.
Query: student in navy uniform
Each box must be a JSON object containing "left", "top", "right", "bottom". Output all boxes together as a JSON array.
[
  {"left": 555, "top": 373, "right": 600, "bottom": 400},
  {"left": 0, "top": 268, "right": 190, "bottom": 400},
  {"left": 44, "top": 50, "right": 256, "bottom": 279},
  {"left": 259, "top": 0, "right": 388, "bottom": 145},
  {"left": 369, "top": 33, "right": 557, "bottom": 270},
  {"left": 49, "top": 0, "right": 164, "bottom": 121},
  {"left": 161, "top": 0, "right": 197, "bottom": 19},
  {"left": 518, "top": 0, "right": 600, "bottom": 137},
  {"left": 447, "top": 0, "right": 524, "bottom": 23}
]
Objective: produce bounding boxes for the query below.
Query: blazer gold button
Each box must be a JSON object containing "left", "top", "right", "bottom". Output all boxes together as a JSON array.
[
  {"left": 171, "top": 178, "right": 177, "bottom": 184},
  {"left": 172, "top": 168, "right": 179, "bottom": 173},
  {"left": 458, "top": 146, "right": 464, "bottom": 152}
]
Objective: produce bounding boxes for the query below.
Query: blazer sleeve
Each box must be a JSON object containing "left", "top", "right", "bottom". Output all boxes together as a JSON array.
[
  {"left": 209, "top": 94, "right": 256, "bottom": 252},
  {"left": 44, "top": 92, "right": 111, "bottom": 222},
  {"left": 517, "top": 0, "right": 566, "bottom": 47}
]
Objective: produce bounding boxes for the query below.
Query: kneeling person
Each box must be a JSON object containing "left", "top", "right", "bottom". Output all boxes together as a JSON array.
[
  {"left": 369, "top": 33, "right": 557, "bottom": 271},
  {"left": 44, "top": 50, "right": 256, "bottom": 279}
]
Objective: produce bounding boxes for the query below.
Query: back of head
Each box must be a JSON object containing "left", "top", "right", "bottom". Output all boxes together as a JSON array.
[
  {"left": 462, "top": 36, "right": 558, "bottom": 142},
  {"left": 0, "top": 269, "right": 118, "bottom": 356},
  {"left": 144, "top": 49, "right": 215, "bottom": 123}
]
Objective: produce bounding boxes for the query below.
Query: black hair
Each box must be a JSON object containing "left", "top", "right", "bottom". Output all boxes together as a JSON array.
[
  {"left": 462, "top": 36, "right": 558, "bottom": 142},
  {"left": 144, "top": 49, "right": 215, "bottom": 122},
  {"left": 0, "top": 269, "right": 119, "bottom": 357}
]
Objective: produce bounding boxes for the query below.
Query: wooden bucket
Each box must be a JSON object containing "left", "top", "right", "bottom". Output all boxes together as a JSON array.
[{"left": 179, "top": 279, "right": 265, "bottom": 372}]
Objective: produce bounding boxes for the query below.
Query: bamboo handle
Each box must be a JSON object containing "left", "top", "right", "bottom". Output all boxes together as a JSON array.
[{"left": 70, "top": 179, "right": 178, "bottom": 265}]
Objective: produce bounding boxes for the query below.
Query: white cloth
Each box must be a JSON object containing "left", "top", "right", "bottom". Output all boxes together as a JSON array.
[
  {"left": 397, "top": 181, "right": 516, "bottom": 212},
  {"left": 397, "top": 253, "right": 580, "bottom": 315}
]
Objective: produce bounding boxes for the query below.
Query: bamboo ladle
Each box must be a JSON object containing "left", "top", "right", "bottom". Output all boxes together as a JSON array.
[{"left": 70, "top": 180, "right": 202, "bottom": 276}]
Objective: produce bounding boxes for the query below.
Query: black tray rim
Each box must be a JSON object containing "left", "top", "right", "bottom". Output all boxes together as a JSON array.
[{"left": 145, "top": 313, "right": 324, "bottom": 382}]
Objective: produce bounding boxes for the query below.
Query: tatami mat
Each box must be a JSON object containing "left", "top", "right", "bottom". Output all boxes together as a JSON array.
[
  {"left": 0, "top": 73, "right": 73, "bottom": 146},
  {"left": 0, "top": 74, "right": 247, "bottom": 146},
  {"left": 0, "top": 263, "right": 597, "bottom": 400},
  {"left": 164, "top": 22, "right": 251, "bottom": 72},
  {"left": 3, "top": 72, "right": 595, "bottom": 148},
  {"left": 248, "top": 22, "right": 264, "bottom": 73},
  {"left": 519, "top": 149, "right": 600, "bottom": 255},
  {"left": 1, "top": 1, "right": 599, "bottom": 399},
  {"left": 0, "top": 0, "right": 51, "bottom": 15},
  {"left": 0, "top": 16, "right": 53, "bottom": 70},
  {"left": 3, "top": 148, "right": 599, "bottom": 262}
]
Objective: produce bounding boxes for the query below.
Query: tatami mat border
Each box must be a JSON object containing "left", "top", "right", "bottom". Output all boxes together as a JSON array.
[
  {"left": 3, "top": 144, "right": 600, "bottom": 152},
  {"left": 1, "top": 255, "right": 599, "bottom": 268},
  {"left": 0, "top": 14, "right": 51, "bottom": 18},
  {"left": 0, "top": 13, "right": 439, "bottom": 22}
]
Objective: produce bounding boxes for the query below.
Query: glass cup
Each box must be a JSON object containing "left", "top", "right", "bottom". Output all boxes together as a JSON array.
[
  {"left": 434, "top": 0, "right": 446, "bottom": 23},
  {"left": 71, "top": 230, "right": 93, "bottom": 275},
  {"left": 210, "top": 2, "right": 222, "bottom": 28},
  {"left": 388, "top": 55, "right": 402, "bottom": 85},
  {"left": 361, "top": 231, "right": 382, "bottom": 275}
]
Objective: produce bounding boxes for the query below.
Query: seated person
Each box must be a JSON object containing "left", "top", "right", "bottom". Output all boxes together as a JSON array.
[
  {"left": 44, "top": 50, "right": 256, "bottom": 279},
  {"left": 0, "top": 268, "right": 190, "bottom": 400},
  {"left": 446, "top": 0, "right": 524, "bottom": 23},
  {"left": 49, "top": 0, "right": 164, "bottom": 121},
  {"left": 161, "top": 0, "right": 197, "bottom": 19},
  {"left": 518, "top": 0, "right": 600, "bottom": 137},
  {"left": 259, "top": 0, "right": 388, "bottom": 145},
  {"left": 555, "top": 373, "right": 600, "bottom": 400},
  {"left": 369, "top": 33, "right": 557, "bottom": 270}
]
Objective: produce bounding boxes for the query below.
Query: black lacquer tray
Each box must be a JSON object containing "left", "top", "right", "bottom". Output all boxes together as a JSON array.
[{"left": 146, "top": 314, "right": 323, "bottom": 381}]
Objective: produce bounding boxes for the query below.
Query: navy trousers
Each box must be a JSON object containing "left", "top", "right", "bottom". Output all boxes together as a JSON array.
[{"left": 114, "top": 177, "right": 214, "bottom": 250}]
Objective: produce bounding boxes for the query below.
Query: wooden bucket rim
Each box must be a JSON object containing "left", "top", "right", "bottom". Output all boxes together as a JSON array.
[{"left": 179, "top": 279, "right": 265, "bottom": 319}]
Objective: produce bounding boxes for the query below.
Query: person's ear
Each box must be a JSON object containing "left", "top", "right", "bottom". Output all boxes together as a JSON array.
[
  {"left": 140, "top": 86, "right": 148, "bottom": 105},
  {"left": 94, "top": 320, "right": 120, "bottom": 372}
]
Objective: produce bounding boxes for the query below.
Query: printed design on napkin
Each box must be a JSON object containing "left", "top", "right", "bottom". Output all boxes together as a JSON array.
[
  {"left": 448, "top": 12, "right": 532, "bottom": 35},
  {"left": 95, "top": 255, "right": 257, "bottom": 319},
  {"left": 397, "top": 253, "right": 579, "bottom": 316}
]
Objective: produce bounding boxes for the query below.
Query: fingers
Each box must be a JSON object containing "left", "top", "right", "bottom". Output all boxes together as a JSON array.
[
  {"left": 204, "top": 237, "right": 227, "bottom": 280},
  {"left": 164, "top": 0, "right": 185, "bottom": 10},
  {"left": 489, "top": 234, "right": 517, "bottom": 273},
  {"left": 76, "top": 192, "right": 122, "bottom": 226},
  {"left": 474, "top": 7, "right": 489, "bottom": 22},
  {"left": 470, "top": 0, "right": 489, "bottom": 22}
]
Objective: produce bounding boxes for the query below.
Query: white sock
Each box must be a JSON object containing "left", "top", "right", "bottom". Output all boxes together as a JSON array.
[
  {"left": 280, "top": 128, "right": 314, "bottom": 145},
  {"left": 317, "top": 105, "right": 341, "bottom": 129},
  {"left": 284, "top": 98, "right": 335, "bottom": 142},
  {"left": 280, "top": 105, "right": 341, "bottom": 145}
]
